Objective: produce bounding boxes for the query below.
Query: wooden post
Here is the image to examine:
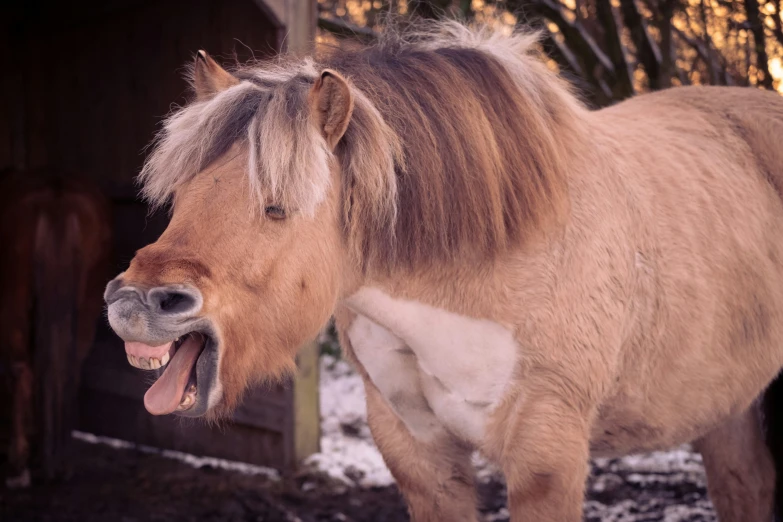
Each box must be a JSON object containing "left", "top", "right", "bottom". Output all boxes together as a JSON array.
[
  {"left": 253, "top": 0, "right": 316, "bottom": 54},
  {"left": 292, "top": 340, "right": 321, "bottom": 465}
]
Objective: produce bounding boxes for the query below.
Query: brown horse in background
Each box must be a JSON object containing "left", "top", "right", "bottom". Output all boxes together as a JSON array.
[{"left": 0, "top": 169, "right": 111, "bottom": 487}]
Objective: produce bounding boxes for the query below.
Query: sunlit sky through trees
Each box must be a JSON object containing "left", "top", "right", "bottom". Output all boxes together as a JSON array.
[{"left": 316, "top": 0, "right": 783, "bottom": 103}]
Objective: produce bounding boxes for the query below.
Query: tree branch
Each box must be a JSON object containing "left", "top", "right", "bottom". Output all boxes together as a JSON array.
[
  {"left": 618, "top": 0, "right": 664, "bottom": 89},
  {"left": 317, "top": 17, "right": 379, "bottom": 43},
  {"left": 772, "top": 0, "right": 783, "bottom": 48},
  {"left": 541, "top": 32, "right": 613, "bottom": 106},
  {"left": 744, "top": 0, "right": 774, "bottom": 89},
  {"left": 594, "top": 0, "right": 634, "bottom": 99},
  {"left": 673, "top": 26, "right": 727, "bottom": 85},
  {"left": 519, "top": 0, "right": 616, "bottom": 78},
  {"left": 657, "top": 0, "right": 676, "bottom": 89},
  {"left": 696, "top": 0, "right": 725, "bottom": 85}
]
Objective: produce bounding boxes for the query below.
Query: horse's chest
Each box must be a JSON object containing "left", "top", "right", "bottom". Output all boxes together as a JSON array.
[{"left": 345, "top": 288, "right": 519, "bottom": 443}]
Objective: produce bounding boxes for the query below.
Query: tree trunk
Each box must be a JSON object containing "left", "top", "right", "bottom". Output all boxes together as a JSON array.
[{"left": 744, "top": 0, "right": 774, "bottom": 89}]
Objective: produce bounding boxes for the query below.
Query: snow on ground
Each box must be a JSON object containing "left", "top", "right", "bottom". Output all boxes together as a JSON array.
[
  {"left": 307, "top": 354, "right": 716, "bottom": 521},
  {"left": 304, "top": 355, "right": 395, "bottom": 487},
  {"left": 72, "top": 430, "right": 281, "bottom": 480}
]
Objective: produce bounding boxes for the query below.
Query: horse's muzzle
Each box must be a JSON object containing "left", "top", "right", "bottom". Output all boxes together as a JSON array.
[
  {"left": 104, "top": 276, "right": 204, "bottom": 345},
  {"left": 103, "top": 275, "right": 220, "bottom": 417}
]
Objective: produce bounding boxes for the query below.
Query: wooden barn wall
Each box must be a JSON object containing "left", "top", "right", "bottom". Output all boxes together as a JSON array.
[
  {"left": 0, "top": 0, "right": 320, "bottom": 470},
  {"left": 1, "top": 0, "right": 280, "bottom": 189}
]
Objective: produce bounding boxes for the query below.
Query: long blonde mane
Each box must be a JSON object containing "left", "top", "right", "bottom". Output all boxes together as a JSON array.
[{"left": 140, "top": 22, "right": 586, "bottom": 270}]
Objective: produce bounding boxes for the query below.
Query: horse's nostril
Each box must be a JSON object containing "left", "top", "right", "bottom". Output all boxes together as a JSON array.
[
  {"left": 159, "top": 293, "right": 187, "bottom": 312},
  {"left": 104, "top": 276, "right": 128, "bottom": 304},
  {"left": 148, "top": 287, "right": 201, "bottom": 316}
]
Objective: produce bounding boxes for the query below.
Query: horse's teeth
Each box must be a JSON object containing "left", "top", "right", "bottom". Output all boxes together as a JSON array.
[
  {"left": 127, "top": 353, "right": 169, "bottom": 370},
  {"left": 177, "top": 394, "right": 195, "bottom": 410}
]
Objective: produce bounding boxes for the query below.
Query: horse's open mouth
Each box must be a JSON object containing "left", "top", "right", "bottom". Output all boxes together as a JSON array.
[{"left": 124, "top": 333, "right": 208, "bottom": 415}]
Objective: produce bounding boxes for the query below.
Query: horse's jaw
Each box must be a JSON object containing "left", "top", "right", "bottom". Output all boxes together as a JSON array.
[{"left": 124, "top": 328, "right": 221, "bottom": 417}]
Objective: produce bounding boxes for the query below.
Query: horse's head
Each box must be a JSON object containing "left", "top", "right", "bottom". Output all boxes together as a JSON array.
[
  {"left": 104, "top": 53, "right": 357, "bottom": 418},
  {"left": 104, "top": 27, "right": 573, "bottom": 418}
]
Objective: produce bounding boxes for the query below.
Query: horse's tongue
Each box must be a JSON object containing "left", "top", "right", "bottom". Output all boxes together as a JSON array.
[{"left": 143, "top": 335, "right": 202, "bottom": 415}]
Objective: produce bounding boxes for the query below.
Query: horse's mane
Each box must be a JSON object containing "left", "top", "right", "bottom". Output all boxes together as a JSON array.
[{"left": 140, "top": 22, "right": 586, "bottom": 271}]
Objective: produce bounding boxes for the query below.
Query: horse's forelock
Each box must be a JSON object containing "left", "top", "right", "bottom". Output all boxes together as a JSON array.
[
  {"left": 139, "top": 81, "right": 269, "bottom": 207},
  {"left": 250, "top": 75, "right": 332, "bottom": 216},
  {"left": 139, "top": 58, "right": 330, "bottom": 215}
]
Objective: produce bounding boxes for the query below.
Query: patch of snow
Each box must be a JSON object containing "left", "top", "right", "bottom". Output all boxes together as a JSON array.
[
  {"left": 304, "top": 355, "right": 395, "bottom": 487},
  {"left": 594, "top": 447, "right": 705, "bottom": 475},
  {"left": 485, "top": 508, "right": 510, "bottom": 521},
  {"left": 72, "top": 430, "right": 280, "bottom": 480},
  {"left": 583, "top": 499, "right": 715, "bottom": 522},
  {"left": 473, "top": 452, "right": 502, "bottom": 483}
]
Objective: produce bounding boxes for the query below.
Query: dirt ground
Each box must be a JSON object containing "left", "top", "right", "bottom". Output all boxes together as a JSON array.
[
  {"left": 2, "top": 353, "right": 716, "bottom": 522},
  {"left": 1, "top": 436, "right": 715, "bottom": 522}
]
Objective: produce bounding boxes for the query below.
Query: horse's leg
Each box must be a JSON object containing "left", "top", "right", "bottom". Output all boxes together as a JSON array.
[
  {"left": 6, "top": 359, "right": 33, "bottom": 489},
  {"left": 491, "top": 393, "right": 591, "bottom": 522},
  {"left": 693, "top": 405, "right": 775, "bottom": 521},
  {"left": 363, "top": 377, "right": 479, "bottom": 522},
  {"left": 3, "top": 236, "right": 35, "bottom": 488}
]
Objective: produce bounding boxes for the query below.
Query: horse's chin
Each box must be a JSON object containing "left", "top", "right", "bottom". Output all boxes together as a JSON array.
[{"left": 124, "top": 326, "right": 221, "bottom": 418}]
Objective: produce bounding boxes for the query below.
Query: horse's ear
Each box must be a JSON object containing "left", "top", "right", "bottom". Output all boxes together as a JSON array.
[
  {"left": 309, "top": 69, "right": 354, "bottom": 150},
  {"left": 193, "top": 50, "right": 239, "bottom": 100}
]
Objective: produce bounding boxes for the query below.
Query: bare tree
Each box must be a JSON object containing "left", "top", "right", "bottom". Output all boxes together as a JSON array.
[
  {"left": 317, "top": 0, "right": 783, "bottom": 105},
  {"left": 744, "top": 0, "right": 774, "bottom": 89}
]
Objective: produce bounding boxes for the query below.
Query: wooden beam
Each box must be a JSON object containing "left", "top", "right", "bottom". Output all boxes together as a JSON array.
[
  {"left": 293, "top": 341, "right": 321, "bottom": 466},
  {"left": 318, "top": 16, "right": 379, "bottom": 42}
]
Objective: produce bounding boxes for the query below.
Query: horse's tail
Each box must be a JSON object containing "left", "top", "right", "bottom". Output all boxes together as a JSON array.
[
  {"left": 764, "top": 370, "right": 783, "bottom": 520},
  {"left": 32, "top": 208, "right": 83, "bottom": 480}
]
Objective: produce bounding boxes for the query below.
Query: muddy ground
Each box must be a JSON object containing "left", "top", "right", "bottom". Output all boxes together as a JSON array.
[
  {"left": 1, "top": 436, "right": 715, "bottom": 522},
  {"left": 3, "top": 353, "right": 716, "bottom": 522}
]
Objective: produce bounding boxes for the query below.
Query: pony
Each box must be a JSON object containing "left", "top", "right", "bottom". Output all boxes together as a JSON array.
[
  {"left": 1, "top": 169, "right": 111, "bottom": 487},
  {"left": 103, "top": 23, "right": 783, "bottom": 521}
]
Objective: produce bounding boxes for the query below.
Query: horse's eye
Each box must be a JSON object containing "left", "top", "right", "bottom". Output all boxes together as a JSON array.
[{"left": 265, "top": 205, "right": 286, "bottom": 220}]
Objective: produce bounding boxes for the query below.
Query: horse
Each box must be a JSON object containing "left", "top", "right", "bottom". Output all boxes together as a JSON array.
[
  {"left": 103, "top": 23, "right": 783, "bottom": 521},
  {"left": 0, "top": 169, "right": 111, "bottom": 487}
]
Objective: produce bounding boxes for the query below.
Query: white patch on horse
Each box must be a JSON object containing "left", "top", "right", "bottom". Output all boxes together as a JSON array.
[
  {"left": 345, "top": 287, "right": 519, "bottom": 443},
  {"left": 347, "top": 317, "right": 443, "bottom": 440}
]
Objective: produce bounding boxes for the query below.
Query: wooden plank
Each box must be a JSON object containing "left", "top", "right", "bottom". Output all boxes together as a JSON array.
[
  {"left": 80, "top": 350, "right": 294, "bottom": 436},
  {"left": 78, "top": 389, "right": 288, "bottom": 469},
  {"left": 84, "top": 321, "right": 295, "bottom": 436},
  {"left": 293, "top": 341, "right": 321, "bottom": 465}
]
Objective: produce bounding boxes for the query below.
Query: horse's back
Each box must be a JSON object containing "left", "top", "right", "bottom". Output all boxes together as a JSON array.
[
  {"left": 583, "top": 86, "right": 783, "bottom": 455},
  {"left": 601, "top": 86, "right": 783, "bottom": 200}
]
